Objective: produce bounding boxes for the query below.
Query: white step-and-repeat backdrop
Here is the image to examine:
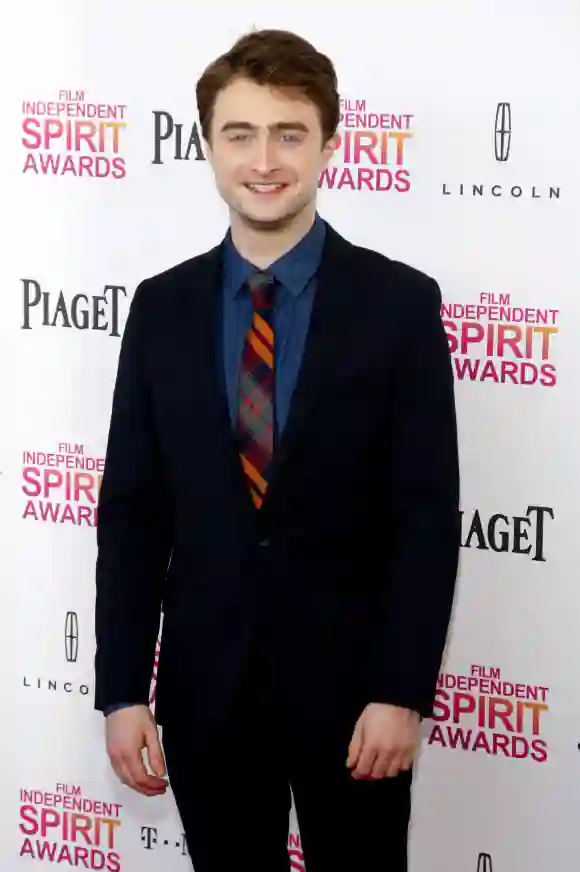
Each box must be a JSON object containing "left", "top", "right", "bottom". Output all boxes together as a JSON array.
[{"left": 2, "top": 1, "right": 580, "bottom": 870}]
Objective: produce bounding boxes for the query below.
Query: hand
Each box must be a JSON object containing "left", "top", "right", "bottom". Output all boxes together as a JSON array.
[
  {"left": 105, "top": 705, "right": 168, "bottom": 796},
  {"left": 346, "top": 703, "right": 421, "bottom": 780}
]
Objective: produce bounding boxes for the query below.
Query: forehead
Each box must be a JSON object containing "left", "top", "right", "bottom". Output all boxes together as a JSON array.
[{"left": 212, "top": 77, "right": 320, "bottom": 128}]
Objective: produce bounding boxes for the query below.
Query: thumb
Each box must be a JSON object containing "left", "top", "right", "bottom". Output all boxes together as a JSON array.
[
  {"left": 144, "top": 722, "right": 166, "bottom": 777},
  {"left": 346, "top": 716, "right": 364, "bottom": 768}
]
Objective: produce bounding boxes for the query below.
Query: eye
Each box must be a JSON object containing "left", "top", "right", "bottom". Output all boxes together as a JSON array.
[
  {"left": 229, "top": 133, "right": 250, "bottom": 142},
  {"left": 280, "top": 132, "right": 302, "bottom": 143}
]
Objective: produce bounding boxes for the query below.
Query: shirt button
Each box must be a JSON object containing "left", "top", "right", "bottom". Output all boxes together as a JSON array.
[{"left": 258, "top": 539, "right": 270, "bottom": 547}]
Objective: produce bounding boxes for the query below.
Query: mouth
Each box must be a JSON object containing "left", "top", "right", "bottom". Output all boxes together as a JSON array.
[{"left": 243, "top": 182, "right": 288, "bottom": 194}]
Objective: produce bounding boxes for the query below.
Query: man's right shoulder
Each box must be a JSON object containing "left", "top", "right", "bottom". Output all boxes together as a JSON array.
[{"left": 133, "top": 243, "right": 221, "bottom": 309}]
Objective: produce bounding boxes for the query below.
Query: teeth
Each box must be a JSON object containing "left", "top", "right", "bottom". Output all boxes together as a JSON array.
[{"left": 247, "top": 183, "right": 285, "bottom": 192}]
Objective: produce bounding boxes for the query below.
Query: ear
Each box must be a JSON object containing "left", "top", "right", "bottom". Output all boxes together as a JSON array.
[{"left": 321, "top": 133, "right": 339, "bottom": 167}]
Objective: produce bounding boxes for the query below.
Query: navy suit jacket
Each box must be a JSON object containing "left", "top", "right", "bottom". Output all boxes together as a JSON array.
[
  {"left": 94, "top": 220, "right": 461, "bottom": 738},
  {"left": 102, "top": 216, "right": 323, "bottom": 716}
]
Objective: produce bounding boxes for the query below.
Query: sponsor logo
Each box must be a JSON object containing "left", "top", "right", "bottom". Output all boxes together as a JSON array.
[
  {"left": 65, "top": 611, "right": 79, "bottom": 663},
  {"left": 140, "top": 825, "right": 304, "bottom": 869},
  {"left": 22, "top": 442, "right": 103, "bottom": 527},
  {"left": 22, "top": 90, "right": 127, "bottom": 179},
  {"left": 23, "top": 613, "right": 90, "bottom": 698},
  {"left": 319, "top": 98, "right": 413, "bottom": 193},
  {"left": 495, "top": 102, "right": 511, "bottom": 162},
  {"left": 22, "top": 677, "right": 90, "bottom": 696},
  {"left": 141, "top": 827, "right": 188, "bottom": 856},
  {"left": 442, "top": 102, "right": 560, "bottom": 199},
  {"left": 429, "top": 664, "right": 549, "bottom": 762},
  {"left": 19, "top": 783, "right": 122, "bottom": 870},
  {"left": 21, "top": 279, "right": 127, "bottom": 336},
  {"left": 152, "top": 111, "right": 205, "bottom": 164},
  {"left": 461, "top": 506, "right": 553, "bottom": 562},
  {"left": 288, "top": 832, "right": 305, "bottom": 871},
  {"left": 478, "top": 854, "right": 493, "bottom": 872},
  {"left": 442, "top": 292, "right": 559, "bottom": 387},
  {"left": 149, "top": 634, "right": 161, "bottom": 709}
]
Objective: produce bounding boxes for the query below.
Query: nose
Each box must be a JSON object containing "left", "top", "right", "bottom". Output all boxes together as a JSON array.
[{"left": 251, "top": 132, "right": 280, "bottom": 175}]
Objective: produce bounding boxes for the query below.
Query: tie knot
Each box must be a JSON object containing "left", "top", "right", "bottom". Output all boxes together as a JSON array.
[{"left": 247, "top": 271, "right": 275, "bottom": 310}]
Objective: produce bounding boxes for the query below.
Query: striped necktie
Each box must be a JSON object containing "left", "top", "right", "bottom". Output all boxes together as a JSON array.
[{"left": 238, "top": 271, "right": 276, "bottom": 509}]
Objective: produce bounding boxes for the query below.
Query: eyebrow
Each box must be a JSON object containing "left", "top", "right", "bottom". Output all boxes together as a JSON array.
[{"left": 219, "top": 120, "right": 310, "bottom": 134}]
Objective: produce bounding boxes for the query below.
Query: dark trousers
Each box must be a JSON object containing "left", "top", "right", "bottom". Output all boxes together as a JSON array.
[{"left": 162, "top": 553, "right": 412, "bottom": 871}]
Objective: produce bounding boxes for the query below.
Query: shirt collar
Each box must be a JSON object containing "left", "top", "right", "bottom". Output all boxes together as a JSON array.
[{"left": 222, "top": 212, "right": 326, "bottom": 300}]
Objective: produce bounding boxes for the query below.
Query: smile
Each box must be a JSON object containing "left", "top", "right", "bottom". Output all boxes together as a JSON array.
[{"left": 244, "top": 183, "right": 288, "bottom": 193}]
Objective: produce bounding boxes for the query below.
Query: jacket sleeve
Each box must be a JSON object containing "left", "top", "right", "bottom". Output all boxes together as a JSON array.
[
  {"left": 94, "top": 279, "right": 172, "bottom": 712},
  {"left": 373, "top": 276, "right": 461, "bottom": 718}
]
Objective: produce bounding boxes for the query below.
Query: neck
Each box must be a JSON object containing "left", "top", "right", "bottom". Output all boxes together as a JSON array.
[{"left": 229, "top": 205, "right": 317, "bottom": 269}]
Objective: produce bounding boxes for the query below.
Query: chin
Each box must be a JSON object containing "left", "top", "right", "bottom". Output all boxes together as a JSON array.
[
  {"left": 241, "top": 213, "right": 294, "bottom": 231},
  {"left": 235, "top": 198, "right": 306, "bottom": 232}
]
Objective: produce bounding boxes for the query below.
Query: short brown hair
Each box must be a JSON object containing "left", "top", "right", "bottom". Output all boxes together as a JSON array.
[{"left": 196, "top": 29, "right": 340, "bottom": 144}]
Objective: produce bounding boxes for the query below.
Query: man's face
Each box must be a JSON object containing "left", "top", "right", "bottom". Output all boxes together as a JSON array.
[{"left": 205, "top": 77, "right": 336, "bottom": 230}]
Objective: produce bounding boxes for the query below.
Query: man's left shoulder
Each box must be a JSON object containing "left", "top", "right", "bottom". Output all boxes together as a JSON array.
[{"left": 349, "top": 241, "right": 441, "bottom": 305}]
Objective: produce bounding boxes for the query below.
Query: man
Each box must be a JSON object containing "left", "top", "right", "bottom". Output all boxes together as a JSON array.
[{"left": 95, "top": 27, "right": 461, "bottom": 872}]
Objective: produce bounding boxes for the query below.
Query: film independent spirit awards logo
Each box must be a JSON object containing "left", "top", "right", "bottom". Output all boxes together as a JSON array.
[
  {"left": 319, "top": 97, "right": 414, "bottom": 193},
  {"left": 19, "top": 781, "right": 123, "bottom": 867},
  {"left": 442, "top": 101, "right": 561, "bottom": 201},
  {"left": 431, "top": 661, "right": 550, "bottom": 763},
  {"left": 21, "top": 89, "right": 127, "bottom": 179},
  {"left": 21, "top": 442, "right": 104, "bottom": 527},
  {"left": 23, "top": 611, "right": 90, "bottom": 699},
  {"left": 441, "top": 286, "right": 560, "bottom": 388}
]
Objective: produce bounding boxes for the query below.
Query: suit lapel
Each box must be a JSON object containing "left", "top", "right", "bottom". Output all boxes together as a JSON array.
[
  {"left": 180, "top": 243, "right": 256, "bottom": 514},
  {"left": 265, "top": 224, "right": 357, "bottom": 498}
]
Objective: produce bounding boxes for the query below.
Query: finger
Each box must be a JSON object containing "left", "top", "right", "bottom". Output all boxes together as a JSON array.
[
  {"left": 385, "top": 753, "right": 404, "bottom": 778},
  {"left": 111, "top": 757, "right": 144, "bottom": 793},
  {"left": 145, "top": 727, "right": 167, "bottom": 778},
  {"left": 346, "top": 718, "right": 364, "bottom": 768},
  {"left": 109, "top": 756, "right": 129, "bottom": 787},
  {"left": 352, "top": 743, "right": 378, "bottom": 779},
  {"left": 120, "top": 764, "right": 163, "bottom": 796},
  {"left": 125, "top": 750, "right": 167, "bottom": 794},
  {"left": 120, "top": 758, "right": 166, "bottom": 796},
  {"left": 116, "top": 760, "right": 139, "bottom": 791},
  {"left": 108, "top": 745, "right": 137, "bottom": 790},
  {"left": 369, "top": 750, "right": 391, "bottom": 780}
]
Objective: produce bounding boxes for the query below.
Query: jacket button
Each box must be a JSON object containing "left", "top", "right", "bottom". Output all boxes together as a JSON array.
[{"left": 258, "top": 539, "right": 270, "bottom": 547}]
